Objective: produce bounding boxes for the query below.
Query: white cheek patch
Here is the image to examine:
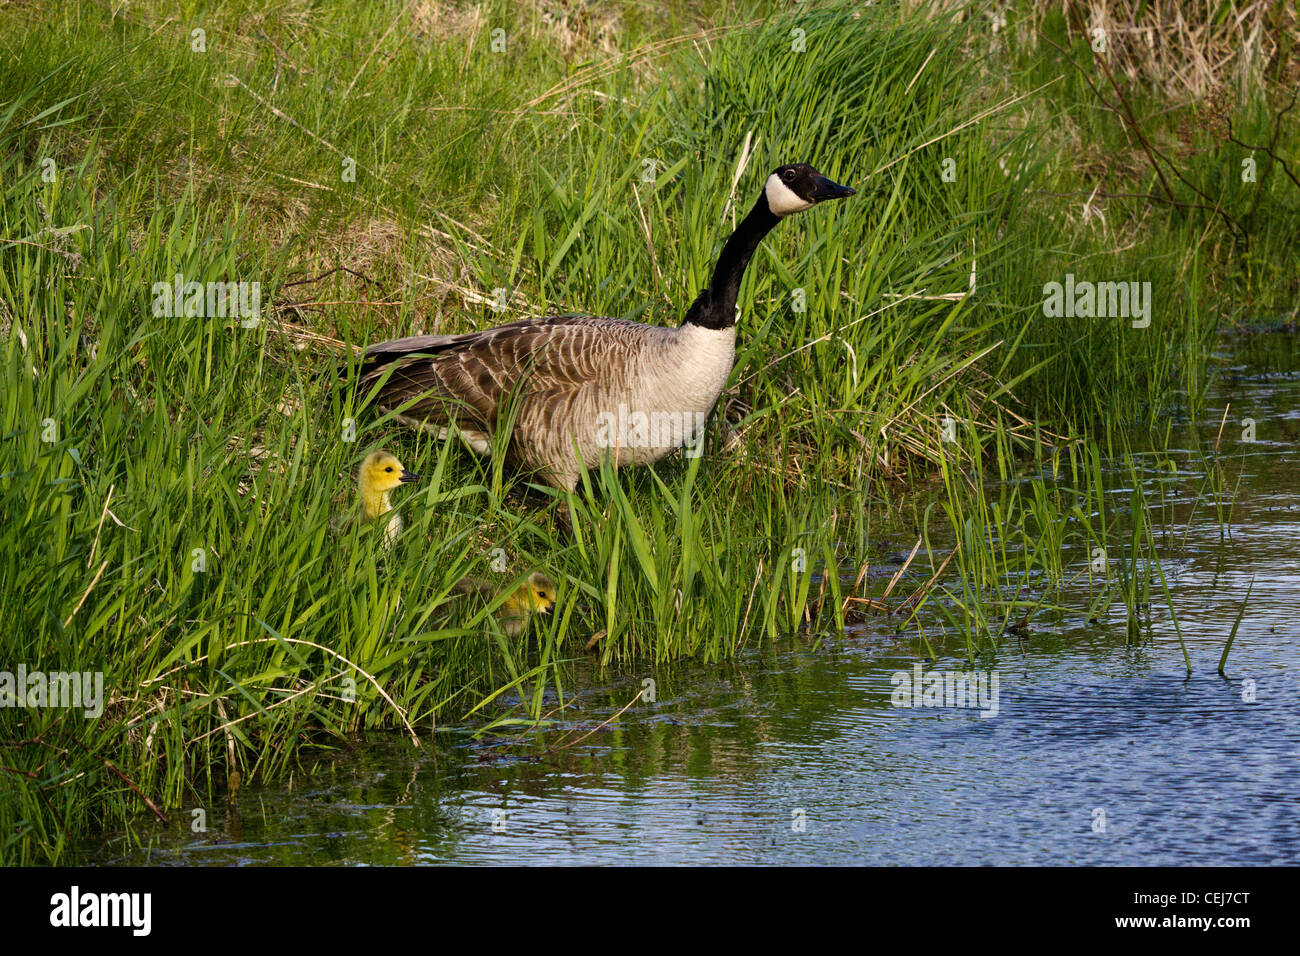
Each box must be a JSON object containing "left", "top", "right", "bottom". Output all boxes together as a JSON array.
[{"left": 765, "top": 173, "right": 814, "bottom": 216}]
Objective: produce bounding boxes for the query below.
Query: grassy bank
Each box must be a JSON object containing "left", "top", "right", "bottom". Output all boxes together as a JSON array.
[{"left": 1, "top": 0, "right": 1296, "bottom": 862}]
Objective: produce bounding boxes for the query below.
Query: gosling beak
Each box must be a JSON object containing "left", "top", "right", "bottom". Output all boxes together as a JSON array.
[
  {"left": 542, "top": 601, "right": 555, "bottom": 615},
  {"left": 399, "top": 470, "right": 419, "bottom": 483},
  {"left": 810, "top": 174, "right": 855, "bottom": 201}
]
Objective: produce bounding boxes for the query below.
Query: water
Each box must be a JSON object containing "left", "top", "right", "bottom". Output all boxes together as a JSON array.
[{"left": 80, "top": 338, "right": 1300, "bottom": 865}]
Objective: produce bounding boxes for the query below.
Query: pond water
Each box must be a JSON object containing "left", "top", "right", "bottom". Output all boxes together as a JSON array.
[{"left": 79, "top": 336, "right": 1300, "bottom": 865}]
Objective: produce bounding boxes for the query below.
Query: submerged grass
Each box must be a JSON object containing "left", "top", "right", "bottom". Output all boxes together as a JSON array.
[
  {"left": 904, "top": 410, "right": 1253, "bottom": 673},
  {"left": 1, "top": 0, "right": 1294, "bottom": 862}
]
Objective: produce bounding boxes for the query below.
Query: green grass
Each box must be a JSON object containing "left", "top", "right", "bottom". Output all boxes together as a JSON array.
[
  {"left": 905, "top": 418, "right": 1232, "bottom": 666},
  {"left": 1, "top": 0, "right": 1295, "bottom": 862}
]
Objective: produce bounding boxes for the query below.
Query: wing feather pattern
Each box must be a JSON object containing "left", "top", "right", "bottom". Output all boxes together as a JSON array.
[{"left": 358, "top": 314, "right": 662, "bottom": 488}]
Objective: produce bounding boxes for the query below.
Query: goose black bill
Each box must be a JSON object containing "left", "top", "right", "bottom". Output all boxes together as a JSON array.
[{"left": 810, "top": 175, "right": 856, "bottom": 201}]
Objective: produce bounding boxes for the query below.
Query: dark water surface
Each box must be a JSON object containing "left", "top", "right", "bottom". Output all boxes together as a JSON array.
[{"left": 80, "top": 338, "right": 1300, "bottom": 865}]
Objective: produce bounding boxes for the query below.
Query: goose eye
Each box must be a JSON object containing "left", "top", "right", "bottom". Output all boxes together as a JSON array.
[{"left": 782, "top": 169, "right": 796, "bottom": 183}]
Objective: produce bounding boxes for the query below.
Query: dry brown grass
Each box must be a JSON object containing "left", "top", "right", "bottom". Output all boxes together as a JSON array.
[
  {"left": 1031, "top": 0, "right": 1296, "bottom": 96},
  {"left": 408, "top": 0, "right": 623, "bottom": 55},
  {"left": 908, "top": 1, "right": 1297, "bottom": 96}
]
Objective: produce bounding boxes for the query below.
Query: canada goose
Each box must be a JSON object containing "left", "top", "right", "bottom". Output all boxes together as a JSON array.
[
  {"left": 452, "top": 571, "right": 558, "bottom": 636},
  {"left": 357, "top": 163, "right": 854, "bottom": 494},
  {"left": 356, "top": 449, "right": 418, "bottom": 547}
]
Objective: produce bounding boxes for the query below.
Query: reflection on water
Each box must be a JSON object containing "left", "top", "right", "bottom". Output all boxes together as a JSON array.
[{"left": 81, "top": 339, "right": 1300, "bottom": 865}]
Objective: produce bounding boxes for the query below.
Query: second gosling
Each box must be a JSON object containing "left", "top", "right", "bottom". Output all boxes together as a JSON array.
[
  {"left": 357, "top": 449, "right": 418, "bottom": 548},
  {"left": 452, "top": 571, "right": 558, "bottom": 636}
]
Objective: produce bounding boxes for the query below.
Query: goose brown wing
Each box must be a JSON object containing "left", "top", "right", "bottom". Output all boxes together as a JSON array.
[{"left": 359, "top": 314, "right": 651, "bottom": 429}]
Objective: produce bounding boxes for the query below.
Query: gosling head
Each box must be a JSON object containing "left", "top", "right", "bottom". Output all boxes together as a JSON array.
[
  {"left": 493, "top": 572, "right": 558, "bottom": 636},
  {"left": 358, "top": 450, "right": 418, "bottom": 497},
  {"left": 358, "top": 449, "right": 418, "bottom": 522},
  {"left": 763, "top": 163, "right": 855, "bottom": 217},
  {"left": 519, "top": 571, "right": 557, "bottom": 616}
]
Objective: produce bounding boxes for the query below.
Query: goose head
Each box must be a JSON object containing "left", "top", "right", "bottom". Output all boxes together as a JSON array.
[
  {"left": 358, "top": 449, "right": 418, "bottom": 516},
  {"left": 763, "top": 163, "right": 856, "bottom": 217}
]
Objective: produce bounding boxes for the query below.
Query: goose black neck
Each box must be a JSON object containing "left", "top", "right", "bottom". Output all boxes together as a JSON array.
[{"left": 682, "top": 194, "right": 780, "bottom": 330}]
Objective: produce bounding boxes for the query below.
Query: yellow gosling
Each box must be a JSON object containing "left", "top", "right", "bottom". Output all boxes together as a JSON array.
[
  {"left": 453, "top": 571, "right": 557, "bottom": 636},
  {"left": 357, "top": 450, "right": 418, "bottom": 548}
]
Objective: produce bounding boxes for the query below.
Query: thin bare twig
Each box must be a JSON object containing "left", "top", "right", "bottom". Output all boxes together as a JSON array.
[
  {"left": 1227, "top": 84, "right": 1300, "bottom": 193},
  {"left": 99, "top": 756, "right": 168, "bottom": 824}
]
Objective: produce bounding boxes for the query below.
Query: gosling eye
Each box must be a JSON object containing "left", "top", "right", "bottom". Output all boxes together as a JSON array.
[
  {"left": 384, "top": 466, "right": 393, "bottom": 472},
  {"left": 537, "top": 590, "right": 546, "bottom": 598}
]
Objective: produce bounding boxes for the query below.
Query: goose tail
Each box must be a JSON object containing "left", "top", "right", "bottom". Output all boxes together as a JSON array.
[
  {"left": 356, "top": 334, "right": 467, "bottom": 382},
  {"left": 311, "top": 333, "right": 467, "bottom": 388}
]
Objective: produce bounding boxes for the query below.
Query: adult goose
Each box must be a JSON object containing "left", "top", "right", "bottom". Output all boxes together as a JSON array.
[{"left": 357, "top": 163, "right": 854, "bottom": 494}]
